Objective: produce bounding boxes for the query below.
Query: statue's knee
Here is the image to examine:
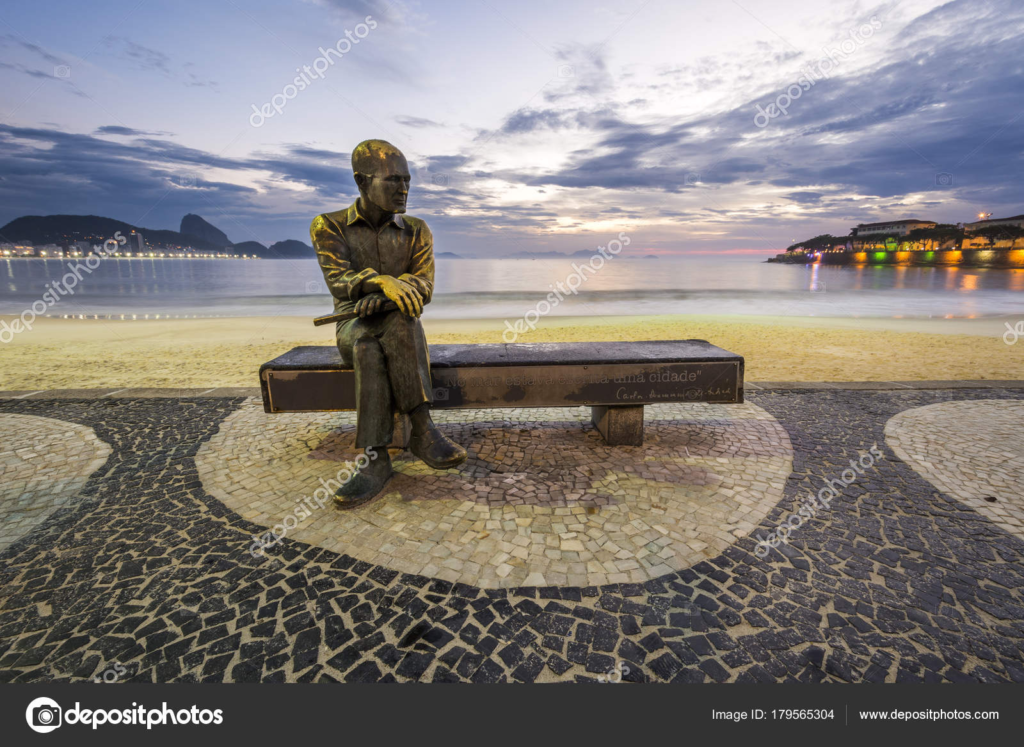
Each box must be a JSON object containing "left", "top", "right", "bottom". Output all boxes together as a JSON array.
[
  {"left": 382, "top": 311, "right": 418, "bottom": 339},
  {"left": 352, "top": 338, "right": 383, "bottom": 365}
]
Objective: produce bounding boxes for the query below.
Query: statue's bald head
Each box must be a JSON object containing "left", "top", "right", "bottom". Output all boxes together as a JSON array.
[
  {"left": 352, "top": 139, "right": 406, "bottom": 176},
  {"left": 352, "top": 139, "right": 411, "bottom": 214}
]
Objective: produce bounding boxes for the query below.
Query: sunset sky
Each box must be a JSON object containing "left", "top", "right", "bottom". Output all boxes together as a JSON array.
[{"left": 1, "top": 0, "right": 1022, "bottom": 256}]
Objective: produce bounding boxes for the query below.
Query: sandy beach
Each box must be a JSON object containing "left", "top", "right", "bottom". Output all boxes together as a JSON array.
[{"left": 0, "top": 314, "right": 1020, "bottom": 390}]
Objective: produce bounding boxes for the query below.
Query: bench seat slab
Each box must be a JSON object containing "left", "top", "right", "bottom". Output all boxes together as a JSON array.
[
  {"left": 261, "top": 341, "right": 743, "bottom": 413},
  {"left": 260, "top": 341, "right": 744, "bottom": 447}
]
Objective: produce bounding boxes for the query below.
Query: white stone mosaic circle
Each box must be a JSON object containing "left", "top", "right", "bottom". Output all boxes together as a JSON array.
[
  {"left": 885, "top": 400, "right": 1024, "bottom": 539},
  {"left": 199, "top": 400, "right": 794, "bottom": 588},
  {"left": 0, "top": 414, "right": 112, "bottom": 552}
]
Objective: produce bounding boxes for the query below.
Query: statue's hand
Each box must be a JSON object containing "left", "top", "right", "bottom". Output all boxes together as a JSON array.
[
  {"left": 354, "top": 292, "right": 387, "bottom": 318},
  {"left": 377, "top": 276, "right": 424, "bottom": 317}
]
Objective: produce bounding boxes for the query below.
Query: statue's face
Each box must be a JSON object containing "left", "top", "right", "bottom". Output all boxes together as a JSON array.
[{"left": 360, "top": 151, "right": 411, "bottom": 214}]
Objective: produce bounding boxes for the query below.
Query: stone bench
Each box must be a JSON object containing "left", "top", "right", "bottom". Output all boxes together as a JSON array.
[{"left": 259, "top": 340, "right": 744, "bottom": 446}]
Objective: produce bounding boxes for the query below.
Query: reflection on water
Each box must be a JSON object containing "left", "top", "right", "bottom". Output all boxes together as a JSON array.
[{"left": 0, "top": 256, "right": 1022, "bottom": 319}]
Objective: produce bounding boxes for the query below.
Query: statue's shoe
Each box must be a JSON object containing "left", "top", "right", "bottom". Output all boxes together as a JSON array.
[
  {"left": 334, "top": 451, "right": 393, "bottom": 509},
  {"left": 409, "top": 427, "right": 467, "bottom": 470}
]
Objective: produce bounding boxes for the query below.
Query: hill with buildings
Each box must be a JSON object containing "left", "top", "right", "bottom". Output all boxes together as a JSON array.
[
  {"left": 771, "top": 214, "right": 1024, "bottom": 268},
  {"left": 783, "top": 215, "right": 1024, "bottom": 254},
  {"left": 0, "top": 214, "right": 315, "bottom": 259},
  {"left": 0, "top": 215, "right": 223, "bottom": 252}
]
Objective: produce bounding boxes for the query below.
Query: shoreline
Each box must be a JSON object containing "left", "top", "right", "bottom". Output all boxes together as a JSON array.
[
  {"left": 6, "top": 312, "right": 1016, "bottom": 335},
  {"left": 0, "top": 313, "right": 1020, "bottom": 389}
]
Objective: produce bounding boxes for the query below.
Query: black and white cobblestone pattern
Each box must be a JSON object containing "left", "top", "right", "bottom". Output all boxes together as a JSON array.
[{"left": 0, "top": 389, "right": 1022, "bottom": 684}]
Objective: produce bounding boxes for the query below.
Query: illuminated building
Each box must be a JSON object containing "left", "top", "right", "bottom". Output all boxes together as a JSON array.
[{"left": 851, "top": 219, "right": 937, "bottom": 237}]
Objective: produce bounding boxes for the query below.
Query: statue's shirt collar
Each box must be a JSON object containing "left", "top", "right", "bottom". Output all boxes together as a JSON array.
[{"left": 346, "top": 200, "right": 405, "bottom": 229}]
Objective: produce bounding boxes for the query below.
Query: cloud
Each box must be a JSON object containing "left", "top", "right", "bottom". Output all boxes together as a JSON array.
[
  {"left": 317, "top": 0, "right": 391, "bottom": 19},
  {"left": 786, "top": 191, "right": 826, "bottom": 205},
  {"left": 420, "top": 154, "right": 471, "bottom": 174},
  {"left": 109, "top": 38, "right": 172, "bottom": 74},
  {"left": 544, "top": 44, "right": 615, "bottom": 103},
  {"left": 493, "top": 108, "right": 566, "bottom": 136},
  {"left": 0, "top": 60, "right": 57, "bottom": 80},
  {"left": 395, "top": 115, "right": 442, "bottom": 128},
  {"left": 312, "top": 0, "right": 419, "bottom": 31},
  {"left": 183, "top": 63, "right": 219, "bottom": 89},
  {"left": 0, "top": 34, "right": 80, "bottom": 91},
  {"left": 95, "top": 125, "right": 171, "bottom": 136},
  {"left": 101, "top": 38, "right": 218, "bottom": 88},
  {"left": 0, "top": 34, "right": 67, "bottom": 66}
]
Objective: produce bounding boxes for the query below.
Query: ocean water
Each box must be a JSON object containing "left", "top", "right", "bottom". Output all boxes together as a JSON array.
[{"left": 1, "top": 255, "right": 1022, "bottom": 320}]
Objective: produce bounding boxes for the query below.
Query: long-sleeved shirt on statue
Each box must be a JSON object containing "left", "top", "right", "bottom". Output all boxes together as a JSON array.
[{"left": 310, "top": 200, "right": 435, "bottom": 316}]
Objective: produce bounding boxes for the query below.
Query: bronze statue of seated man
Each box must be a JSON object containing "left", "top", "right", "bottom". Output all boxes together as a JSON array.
[{"left": 310, "top": 139, "right": 467, "bottom": 508}]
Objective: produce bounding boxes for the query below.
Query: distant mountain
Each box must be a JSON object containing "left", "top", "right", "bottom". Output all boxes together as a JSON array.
[
  {"left": 436, "top": 251, "right": 462, "bottom": 258},
  {"left": 644, "top": 255, "right": 659, "bottom": 259},
  {"left": 0, "top": 214, "right": 223, "bottom": 251},
  {"left": 266, "top": 239, "right": 314, "bottom": 259},
  {"left": 180, "top": 214, "right": 231, "bottom": 247}
]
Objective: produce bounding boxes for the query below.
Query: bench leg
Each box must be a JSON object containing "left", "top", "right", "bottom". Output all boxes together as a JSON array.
[
  {"left": 591, "top": 405, "right": 644, "bottom": 446},
  {"left": 390, "top": 411, "right": 411, "bottom": 450}
]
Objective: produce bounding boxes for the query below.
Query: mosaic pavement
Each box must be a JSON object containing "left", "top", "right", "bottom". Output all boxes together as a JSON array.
[
  {"left": 197, "top": 402, "right": 793, "bottom": 588},
  {"left": 1, "top": 389, "right": 1024, "bottom": 684},
  {"left": 0, "top": 414, "right": 111, "bottom": 552},
  {"left": 885, "top": 400, "right": 1024, "bottom": 540}
]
